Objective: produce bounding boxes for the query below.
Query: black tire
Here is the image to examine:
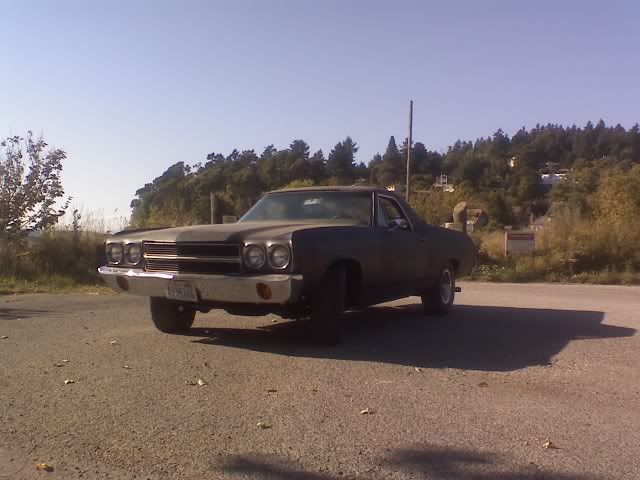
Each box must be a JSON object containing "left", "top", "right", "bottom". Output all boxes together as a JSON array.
[
  {"left": 309, "top": 263, "right": 346, "bottom": 344},
  {"left": 422, "top": 264, "right": 455, "bottom": 316},
  {"left": 149, "top": 297, "right": 196, "bottom": 333}
]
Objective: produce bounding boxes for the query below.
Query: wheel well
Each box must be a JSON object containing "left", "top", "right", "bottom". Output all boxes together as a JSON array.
[
  {"left": 333, "top": 259, "right": 362, "bottom": 308},
  {"left": 450, "top": 259, "right": 460, "bottom": 273}
]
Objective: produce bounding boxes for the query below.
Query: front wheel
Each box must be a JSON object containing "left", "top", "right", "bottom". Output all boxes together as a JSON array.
[
  {"left": 309, "top": 263, "right": 346, "bottom": 344},
  {"left": 422, "top": 264, "right": 455, "bottom": 315},
  {"left": 150, "top": 297, "right": 196, "bottom": 333}
]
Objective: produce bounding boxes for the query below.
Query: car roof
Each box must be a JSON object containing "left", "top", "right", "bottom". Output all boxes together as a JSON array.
[{"left": 269, "top": 185, "right": 394, "bottom": 195}]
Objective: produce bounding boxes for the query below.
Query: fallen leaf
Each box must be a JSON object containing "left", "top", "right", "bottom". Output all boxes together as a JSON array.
[
  {"left": 63, "top": 379, "right": 74, "bottom": 385},
  {"left": 109, "top": 340, "right": 117, "bottom": 345},
  {"left": 542, "top": 441, "right": 558, "bottom": 449},
  {"left": 1, "top": 335, "right": 8, "bottom": 339},
  {"left": 35, "top": 463, "right": 54, "bottom": 472},
  {"left": 478, "top": 382, "right": 489, "bottom": 388},
  {"left": 123, "top": 365, "right": 131, "bottom": 369},
  {"left": 414, "top": 367, "right": 422, "bottom": 372},
  {"left": 185, "top": 378, "right": 207, "bottom": 386},
  {"left": 62, "top": 359, "right": 69, "bottom": 363},
  {"left": 55, "top": 363, "right": 65, "bottom": 367},
  {"left": 360, "top": 408, "right": 375, "bottom": 415},
  {"left": 256, "top": 422, "right": 272, "bottom": 429}
]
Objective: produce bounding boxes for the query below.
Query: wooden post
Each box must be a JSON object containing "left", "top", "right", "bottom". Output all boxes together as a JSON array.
[
  {"left": 406, "top": 100, "right": 413, "bottom": 202},
  {"left": 210, "top": 192, "right": 217, "bottom": 224}
]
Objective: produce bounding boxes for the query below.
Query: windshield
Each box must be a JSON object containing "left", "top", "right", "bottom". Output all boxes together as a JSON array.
[{"left": 239, "top": 191, "right": 371, "bottom": 225}]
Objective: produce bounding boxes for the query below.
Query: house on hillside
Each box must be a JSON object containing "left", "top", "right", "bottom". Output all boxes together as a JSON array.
[{"left": 434, "top": 175, "right": 455, "bottom": 192}]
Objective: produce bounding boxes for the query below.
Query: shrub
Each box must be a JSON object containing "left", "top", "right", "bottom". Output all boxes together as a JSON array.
[{"left": 0, "top": 228, "right": 105, "bottom": 285}]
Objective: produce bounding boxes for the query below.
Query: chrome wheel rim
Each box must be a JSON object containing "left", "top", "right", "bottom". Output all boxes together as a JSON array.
[{"left": 440, "top": 269, "right": 453, "bottom": 304}]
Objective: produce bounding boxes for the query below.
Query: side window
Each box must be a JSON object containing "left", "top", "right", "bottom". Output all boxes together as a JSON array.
[{"left": 378, "top": 196, "right": 410, "bottom": 229}]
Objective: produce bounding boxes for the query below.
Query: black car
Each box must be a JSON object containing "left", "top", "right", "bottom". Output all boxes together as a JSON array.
[{"left": 99, "top": 186, "right": 477, "bottom": 342}]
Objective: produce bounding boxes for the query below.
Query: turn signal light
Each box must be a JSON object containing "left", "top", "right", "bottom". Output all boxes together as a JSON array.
[
  {"left": 116, "top": 276, "right": 130, "bottom": 291},
  {"left": 256, "top": 283, "right": 272, "bottom": 300}
]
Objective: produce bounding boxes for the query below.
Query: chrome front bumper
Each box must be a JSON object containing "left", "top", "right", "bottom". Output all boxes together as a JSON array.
[{"left": 98, "top": 266, "right": 304, "bottom": 304}]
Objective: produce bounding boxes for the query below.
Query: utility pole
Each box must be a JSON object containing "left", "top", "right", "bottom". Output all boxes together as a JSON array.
[{"left": 406, "top": 100, "right": 413, "bottom": 202}]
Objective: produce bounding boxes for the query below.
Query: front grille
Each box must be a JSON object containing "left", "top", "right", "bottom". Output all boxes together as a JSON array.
[
  {"left": 145, "top": 259, "right": 179, "bottom": 273},
  {"left": 144, "top": 242, "right": 178, "bottom": 257},
  {"left": 143, "top": 241, "right": 242, "bottom": 274}
]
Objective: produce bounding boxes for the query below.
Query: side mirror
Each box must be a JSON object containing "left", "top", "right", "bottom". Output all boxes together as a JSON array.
[{"left": 389, "top": 218, "right": 409, "bottom": 231}]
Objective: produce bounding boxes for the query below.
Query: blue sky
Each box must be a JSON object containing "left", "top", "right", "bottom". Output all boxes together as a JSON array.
[{"left": 2, "top": 0, "right": 639, "bottom": 223}]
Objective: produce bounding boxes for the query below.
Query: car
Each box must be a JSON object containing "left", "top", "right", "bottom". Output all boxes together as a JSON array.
[{"left": 98, "top": 186, "right": 477, "bottom": 342}]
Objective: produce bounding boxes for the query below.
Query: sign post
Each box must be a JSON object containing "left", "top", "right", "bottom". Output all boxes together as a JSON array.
[{"left": 505, "top": 231, "right": 535, "bottom": 254}]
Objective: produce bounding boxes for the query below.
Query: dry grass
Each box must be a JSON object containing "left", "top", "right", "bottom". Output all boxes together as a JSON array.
[
  {"left": 471, "top": 209, "right": 640, "bottom": 284},
  {"left": 0, "top": 209, "right": 113, "bottom": 293}
]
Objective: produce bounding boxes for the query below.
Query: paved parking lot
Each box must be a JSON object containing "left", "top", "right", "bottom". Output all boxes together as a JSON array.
[{"left": 1, "top": 282, "right": 638, "bottom": 479}]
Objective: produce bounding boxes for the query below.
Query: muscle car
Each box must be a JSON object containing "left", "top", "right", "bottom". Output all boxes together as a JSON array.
[{"left": 99, "top": 186, "right": 477, "bottom": 342}]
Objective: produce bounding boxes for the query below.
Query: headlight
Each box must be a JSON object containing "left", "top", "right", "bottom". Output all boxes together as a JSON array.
[
  {"left": 106, "top": 243, "right": 123, "bottom": 264},
  {"left": 244, "top": 244, "right": 266, "bottom": 269},
  {"left": 126, "top": 243, "right": 142, "bottom": 265},
  {"left": 268, "top": 245, "right": 290, "bottom": 269}
]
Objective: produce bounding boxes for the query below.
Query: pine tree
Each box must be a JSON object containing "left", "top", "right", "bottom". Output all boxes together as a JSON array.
[
  {"left": 378, "top": 136, "right": 404, "bottom": 186},
  {"left": 327, "top": 137, "right": 358, "bottom": 184},
  {"left": 309, "top": 149, "right": 328, "bottom": 184}
]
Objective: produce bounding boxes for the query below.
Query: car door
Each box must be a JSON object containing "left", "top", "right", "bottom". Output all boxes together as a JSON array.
[{"left": 376, "top": 194, "right": 428, "bottom": 289}]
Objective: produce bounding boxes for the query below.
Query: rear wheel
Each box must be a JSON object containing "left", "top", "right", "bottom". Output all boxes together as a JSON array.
[
  {"left": 150, "top": 297, "right": 196, "bottom": 333},
  {"left": 309, "top": 264, "right": 346, "bottom": 344},
  {"left": 422, "top": 264, "right": 455, "bottom": 315}
]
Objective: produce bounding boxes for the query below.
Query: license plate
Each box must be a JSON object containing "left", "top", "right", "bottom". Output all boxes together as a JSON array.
[{"left": 166, "top": 281, "right": 198, "bottom": 302}]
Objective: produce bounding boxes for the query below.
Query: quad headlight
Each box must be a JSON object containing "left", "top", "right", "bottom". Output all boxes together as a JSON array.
[
  {"left": 106, "top": 242, "right": 142, "bottom": 265},
  {"left": 268, "top": 245, "right": 290, "bottom": 269},
  {"left": 126, "top": 243, "right": 142, "bottom": 265},
  {"left": 106, "top": 243, "right": 124, "bottom": 264},
  {"left": 244, "top": 244, "right": 266, "bottom": 270}
]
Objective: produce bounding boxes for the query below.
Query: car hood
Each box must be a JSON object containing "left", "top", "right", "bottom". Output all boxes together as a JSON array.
[{"left": 109, "top": 221, "right": 363, "bottom": 244}]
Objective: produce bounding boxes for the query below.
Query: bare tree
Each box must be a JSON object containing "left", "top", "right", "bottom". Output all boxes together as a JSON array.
[{"left": 0, "top": 131, "right": 70, "bottom": 239}]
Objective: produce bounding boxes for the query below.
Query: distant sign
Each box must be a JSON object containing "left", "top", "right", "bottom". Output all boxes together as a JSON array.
[{"left": 505, "top": 231, "right": 535, "bottom": 254}]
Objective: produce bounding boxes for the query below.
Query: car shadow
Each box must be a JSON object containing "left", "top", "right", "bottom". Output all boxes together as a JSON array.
[
  {"left": 186, "top": 303, "right": 635, "bottom": 371},
  {"left": 212, "top": 445, "right": 602, "bottom": 479}
]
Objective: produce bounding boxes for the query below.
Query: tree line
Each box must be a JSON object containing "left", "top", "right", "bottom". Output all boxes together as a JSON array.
[{"left": 128, "top": 120, "right": 640, "bottom": 228}]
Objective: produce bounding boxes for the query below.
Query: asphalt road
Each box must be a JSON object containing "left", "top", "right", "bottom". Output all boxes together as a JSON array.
[{"left": 1, "top": 283, "right": 639, "bottom": 480}]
